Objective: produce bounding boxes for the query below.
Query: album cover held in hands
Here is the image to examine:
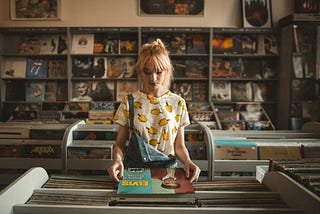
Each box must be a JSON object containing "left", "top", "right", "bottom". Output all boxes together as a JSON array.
[{"left": 118, "top": 168, "right": 194, "bottom": 194}]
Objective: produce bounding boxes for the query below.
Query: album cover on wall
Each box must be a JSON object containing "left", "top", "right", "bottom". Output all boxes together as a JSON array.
[{"left": 242, "top": 0, "right": 273, "bottom": 28}]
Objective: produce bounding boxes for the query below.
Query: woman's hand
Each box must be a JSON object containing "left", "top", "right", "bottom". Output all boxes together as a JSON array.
[
  {"left": 107, "top": 160, "right": 124, "bottom": 182},
  {"left": 184, "top": 160, "right": 201, "bottom": 183}
]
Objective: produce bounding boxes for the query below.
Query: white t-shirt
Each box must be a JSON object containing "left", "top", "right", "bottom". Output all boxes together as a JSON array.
[{"left": 113, "top": 90, "right": 190, "bottom": 156}]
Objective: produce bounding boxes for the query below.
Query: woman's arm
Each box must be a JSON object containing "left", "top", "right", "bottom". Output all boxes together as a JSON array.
[
  {"left": 107, "top": 125, "right": 129, "bottom": 182},
  {"left": 174, "top": 126, "right": 201, "bottom": 183}
]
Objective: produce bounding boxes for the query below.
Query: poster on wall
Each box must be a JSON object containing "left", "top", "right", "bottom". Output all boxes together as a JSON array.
[
  {"left": 11, "top": 0, "right": 61, "bottom": 20},
  {"left": 242, "top": 0, "right": 272, "bottom": 28},
  {"left": 139, "top": 0, "right": 204, "bottom": 16}
]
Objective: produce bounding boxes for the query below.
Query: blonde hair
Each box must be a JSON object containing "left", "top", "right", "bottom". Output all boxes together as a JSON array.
[{"left": 136, "top": 39, "right": 173, "bottom": 90}]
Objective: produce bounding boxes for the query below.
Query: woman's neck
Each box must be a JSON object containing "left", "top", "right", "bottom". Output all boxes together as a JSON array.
[{"left": 140, "top": 87, "right": 167, "bottom": 98}]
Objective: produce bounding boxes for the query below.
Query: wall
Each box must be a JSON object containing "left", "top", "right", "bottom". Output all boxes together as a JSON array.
[{"left": 0, "top": 0, "right": 294, "bottom": 28}]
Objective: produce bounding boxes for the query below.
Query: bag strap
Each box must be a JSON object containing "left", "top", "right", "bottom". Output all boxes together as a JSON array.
[{"left": 128, "top": 94, "right": 134, "bottom": 131}]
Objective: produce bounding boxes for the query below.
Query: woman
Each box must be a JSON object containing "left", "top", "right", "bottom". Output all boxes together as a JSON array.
[{"left": 108, "top": 39, "right": 200, "bottom": 183}]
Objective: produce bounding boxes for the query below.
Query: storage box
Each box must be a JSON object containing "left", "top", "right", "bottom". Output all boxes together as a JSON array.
[{"left": 214, "top": 139, "right": 258, "bottom": 160}]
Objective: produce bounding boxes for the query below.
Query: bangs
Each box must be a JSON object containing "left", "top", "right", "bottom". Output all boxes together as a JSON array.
[{"left": 144, "top": 54, "right": 170, "bottom": 72}]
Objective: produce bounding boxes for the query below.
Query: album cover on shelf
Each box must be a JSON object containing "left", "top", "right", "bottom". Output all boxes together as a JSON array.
[
  {"left": 57, "top": 35, "right": 68, "bottom": 54},
  {"left": 73, "top": 130, "right": 116, "bottom": 141},
  {"left": 212, "top": 58, "right": 243, "bottom": 78},
  {"left": 212, "top": 35, "right": 240, "bottom": 54},
  {"left": 172, "top": 59, "right": 186, "bottom": 77},
  {"left": 39, "top": 35, "right": 59, "bottom": 54},
  {"left": 240, "top": 35, "right": 257, "bottom": 54},
  {"left": 252, "top": 82, "right": 275, "bottom": 102},
  {"left": 242, "top": 59, "right": 262, "bottom": 79},
  {"left": 261, "top": 60, "right": 277, "bottom": 79},
  {"left": 246, "top": 121, "right": 272, "bottom": 130},
  {"left": 107, "top": 57, "right": 124, "bottom": 78},
  {"left": 25, "top": 81, "right": 46, "bottom": 102},
  {"left": 116, "top": 81, "right": 138, "bottom": 102},
  {"left": 119, "top": 38, "right": 138, "bottom": 54},
  {"left": 42, "top": 102, "right": 65, "bottom": 111},
  {"left": 5, "top": 80, "right": 25, "bottom": 101},
  {"left": 121, "top": 56, "right": 137, "bottom": 78},
  {"left": 192, "top": 82, "right": 207, "bottom": 102},
  {"left": 3, "top": 57, "right": 27, "bottom": 78},
  {"left": 118, "top": 168, "right": 195, "bottom": 194},
  {"left": 185, "top": 59, "right": 208, "bottom": 78},
  {"left": 231, "top": 82, "right": 252, "bottom": 102},
  {"left": 45, "top": 81, "right": 57, "bottom": 102},
  {"left": 93, "top": 57, "right": 107, "bottom": 78},
  {"left": 25, "top": 58, "right": 48, "bottom": 79},
  {"left": 264, "top": 35, "right": 278, "bottom": 55},
  {"left": 68, "top": 146, "right": 112, "bottom": 160},
  {"left": 220, "top": 120, "right": 246, "bottom": 130},
  {"left": 211, "top": 81, "right": 231, "bottom": 101},
  {"left": 72, "top": 57, "right": 94, "bottom": 78},
  {"left": 17, "top": 103, "right": 41, "bottom": 111},
  {"left": 93, "top": 34, "right": 106, "bottom": 54},
  {"left": 67, "top": 102, "right": 90, "bottom": 111},
  {"left": 185, "top": 34, "right": 207, "bottom": 54},
  {"left": 48, "top": 59, "right": 67, "bottom": 79},
  {"left": 71, "top": 34, "right": 94, "bottom": 54},
  {"left": 240, "top": 111, "right": 263, "bottom": 121},
  {"left": 89, "top": 80, "right": 114, "bottom": 101},
  {"left": 172, "top": 82, "right": 193, "bottom": 102},
  {"left": 216, "top": 111, "right": 240, "bottom": 121},
  {"left": 187, "top": 102, "right": 212, "bottom": 112},
  {"left": 72, "top": 80, "right": 93, "bottom": 101},
  {"left": 18, "top": 35, "right": 41, "bottom": 54},
  {"left": 162, "top": 33, "right": 186, "bottom": 54},
  {"left": 104, "top": 38, "right": 120, "bottom": 54},
  {"left": 90, "top": 102, "right": 114, "bottom": 111},
  {"left": 56, "top": 81, "right": 68, "bottom": 101}
]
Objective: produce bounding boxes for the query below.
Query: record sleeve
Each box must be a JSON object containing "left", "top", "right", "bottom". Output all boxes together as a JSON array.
[
  {"left": 71, "top": 34, "right": 94, "bottom": 54},
  {"left": 3, "top": 57, "right": 27, "bottom": 78},
  {"left": 118, "top": 168, "right": 194, "bottom": 194}
]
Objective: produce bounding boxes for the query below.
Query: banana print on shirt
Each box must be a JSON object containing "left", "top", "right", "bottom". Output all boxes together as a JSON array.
[{"left": 113, "top": 91, "right": 190, "bottom": 157}]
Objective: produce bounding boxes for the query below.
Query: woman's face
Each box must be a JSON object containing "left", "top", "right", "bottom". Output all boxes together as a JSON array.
[
  {"left": 122, "top": 57, "right": 136, "bottom": 78},
  {"left": 142, "top": 60, "right": 166, "bottom": 91}
]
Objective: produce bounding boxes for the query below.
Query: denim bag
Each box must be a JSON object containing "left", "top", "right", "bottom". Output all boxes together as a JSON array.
[{"left": 123, "top": 94, "right": 176, "bottom": 168}]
